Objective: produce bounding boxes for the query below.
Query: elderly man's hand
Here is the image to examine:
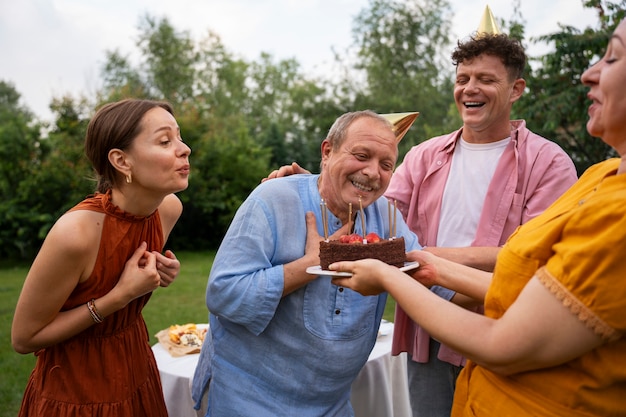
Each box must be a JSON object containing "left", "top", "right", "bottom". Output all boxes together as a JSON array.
[
  {"left": 302, "top": 211, "right": 351, "bottom": 265},
  {"left": 261, "top": 162, "right": 310, "bottom": 183}
]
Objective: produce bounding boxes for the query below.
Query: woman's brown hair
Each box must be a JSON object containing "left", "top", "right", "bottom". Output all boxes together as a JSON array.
[{"left": 84, "top": 99, "right": 174, "bottom": 193}]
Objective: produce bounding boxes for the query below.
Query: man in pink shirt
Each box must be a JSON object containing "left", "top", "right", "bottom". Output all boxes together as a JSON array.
[{"left": 386, "top": 33, "right": 577, "bottom": 416}]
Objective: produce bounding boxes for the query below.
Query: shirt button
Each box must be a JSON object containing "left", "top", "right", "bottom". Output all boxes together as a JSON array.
[
  {"left": 335, "top": 309, "right": 341, "bottom": 315},
  {"left": 338, "top": 287, "right": 344, "bottom": 292},
  {"left": 436, "top": 160, "right": 442, "bottom": 166}
]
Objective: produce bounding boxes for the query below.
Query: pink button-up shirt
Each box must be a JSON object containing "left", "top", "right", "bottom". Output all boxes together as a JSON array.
[{"left": 387, "top": 120, "right": 578, "bottom": 365}]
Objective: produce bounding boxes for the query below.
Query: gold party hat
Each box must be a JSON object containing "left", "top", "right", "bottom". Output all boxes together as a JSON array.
[
  {"left": 380, "top": 112, "right": 420, "bottom": 142},
  {"left": 477, "top": 5, "right": 500, "bottom": 35}
]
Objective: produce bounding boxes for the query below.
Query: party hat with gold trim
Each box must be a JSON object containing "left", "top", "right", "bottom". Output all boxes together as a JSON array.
[
  {"left": 477, "top": 5, "right": 501, "bottom": 35},
  {"left": 380, "top": 112, "right": 420, "bottom": 142}
]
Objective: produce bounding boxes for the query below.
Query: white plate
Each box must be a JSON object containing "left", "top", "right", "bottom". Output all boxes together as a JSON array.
[{"left": 306, "top": 261, "right": 419, "bottom": 277}]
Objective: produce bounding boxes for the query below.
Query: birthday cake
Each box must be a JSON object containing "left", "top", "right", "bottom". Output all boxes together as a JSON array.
[{"left": 319, "top": 233, "right": 406, "bottom": 270}]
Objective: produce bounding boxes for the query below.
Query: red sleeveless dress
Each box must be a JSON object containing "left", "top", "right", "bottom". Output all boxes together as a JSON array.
[{"left": 19, "top": 191, "right": 168, "bottom": 417}]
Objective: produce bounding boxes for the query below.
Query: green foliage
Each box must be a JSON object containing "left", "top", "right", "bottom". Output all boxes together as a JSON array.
[
  {"left": 142, "top": 250, "right": 217, "bottom": 343},
  {"left": 2, "top": 0, "right": 624, "bottom": 256},
  {"left": 170, "top": 114, "right": 272, "bottom": 249},
  {"left": 97, "top": 15, "right": 342, "bottom": 250},
  {"left": 0, "top": 82, "right": 46, "bottom": 258},
  {"left": 100, "top": 50, "right": 149, "bottom": 100},
  {"left": 137, "top": 15, "right": 199, "bottom": 105},
  {"left": 0, "top": 87, "right": 94, "bottom": 259},
  {"left": 347, "top": 0, "right": 456, "bottom": 155},
  {"left": 516, "top": 0, "right": 625, "bottom": 174},
  {"left": 246, "top": 54, "right": 331, "bottom": 171},
  {"left": 100, "top": 15, "right": 200, "bottom": 106}
]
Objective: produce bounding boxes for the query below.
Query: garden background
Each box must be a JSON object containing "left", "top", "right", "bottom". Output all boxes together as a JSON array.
[{"left": 1, "top": 1, "right": 624, "bottom": 415}]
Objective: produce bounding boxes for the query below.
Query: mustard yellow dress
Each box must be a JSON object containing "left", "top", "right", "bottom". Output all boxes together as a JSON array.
[
  {"left": 452, "top": 159, "right": 626, "bottom": 417},
  {"left": 18, "top": 191, "right": 168, "bottom": 417}
]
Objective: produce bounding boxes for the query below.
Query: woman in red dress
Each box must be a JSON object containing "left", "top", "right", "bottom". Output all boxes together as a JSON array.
[{"left": 12, "top": 99, "right": 191, "bottom": 416}]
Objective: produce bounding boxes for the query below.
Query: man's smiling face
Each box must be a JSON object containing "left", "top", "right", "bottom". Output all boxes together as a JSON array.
[
  {"left": 454, "top": 54, "right": 519, "bottom": 138},
  {"left": 320, "top": 116, "right": 397, "bottom": 221}
]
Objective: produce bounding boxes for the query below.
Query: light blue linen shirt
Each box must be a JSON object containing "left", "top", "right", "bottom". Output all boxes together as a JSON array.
[{"left": 192, "top": 174, "right": 421, "bottom": 416}]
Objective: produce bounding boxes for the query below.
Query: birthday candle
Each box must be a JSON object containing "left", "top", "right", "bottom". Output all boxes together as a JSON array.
[
  {"left": 348, "top": 203, "right": 352, "bottom": 231},
  {"left": 320, "top": 200, "right": 329, "bottom": 240},
  {"left": 359, "top": 197, "right": 366, "bottom": 241},
  {"left": 388, "top": 200, "right": 392, "bottom": 239},
  {"left": 393, "top": 199, "right": 397, "bottom": 238}
]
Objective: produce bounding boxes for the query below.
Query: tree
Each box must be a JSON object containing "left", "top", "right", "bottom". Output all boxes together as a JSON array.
[
  {"left": 0, "top": 81, "right": 44, "bottom": 258},
  {"left": 13, "top": 2, "right": 621, "bottom": 257},
  {"left": 0, "top": 84, "right": 92, "bottom": 259},
  {"left": 342, "top": 0, "right": 456, "bottom": 156},
  {"left": 99, "top": 15, "right": 200, "bottom": 107},
  {"left": 245, "top": 53, "right": 343, "bottom": 171},
  {"left": 100, "top": 50, "right": 149, "bottom": 101},
  {"left": 170, "top": 120, "right": 271, "bottom": 249},
  {"left": 0, "top": 81, "right": 40, "bottom": 201},
  {"left": 137, "top": 15, "right": 199, "bottom": 105},
  {"left": 515, "top": 0, "right": 625, "bottom": 173}
]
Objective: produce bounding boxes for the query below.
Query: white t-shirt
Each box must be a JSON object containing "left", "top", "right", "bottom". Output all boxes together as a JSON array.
[{"left": 437, "top": 136, "right": 511, "bottom": 247}]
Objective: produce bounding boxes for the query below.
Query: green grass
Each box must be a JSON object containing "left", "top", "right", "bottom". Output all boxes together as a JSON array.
[
  {"left": 143, "top": 250, "right": 216, "bottom": 344},
  {"left": 1, "top": 251, "right": 396, "bottom": 416},
  {"left": 1, "top": 263, "right": 36, "bottom": 417}
]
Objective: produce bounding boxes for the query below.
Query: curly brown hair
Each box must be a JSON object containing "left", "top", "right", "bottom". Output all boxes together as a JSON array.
[{"left": 451, "top": 34, "right": 527, "bottom": 81}]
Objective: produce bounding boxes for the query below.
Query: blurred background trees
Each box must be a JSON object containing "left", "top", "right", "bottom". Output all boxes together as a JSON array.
[
  {"left": 1, "top": 0, "right": 624, "bottom": 259},
  {"left": 514, "top": 0, "right": 625, "bottom": 172}
]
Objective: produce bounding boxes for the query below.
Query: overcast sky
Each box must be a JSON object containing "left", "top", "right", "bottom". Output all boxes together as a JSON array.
[{"left": 0, "top": 0, "right": 598, "bottom": 122}]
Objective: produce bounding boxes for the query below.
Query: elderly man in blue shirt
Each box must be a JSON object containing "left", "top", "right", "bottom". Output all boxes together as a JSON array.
[{"left": 192, "top": 110, "right": 423, "bottom": 416}]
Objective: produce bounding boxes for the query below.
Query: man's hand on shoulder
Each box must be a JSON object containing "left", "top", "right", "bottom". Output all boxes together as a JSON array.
[{"left": 261, "top": 162, "right": 311, "bottom": 183}]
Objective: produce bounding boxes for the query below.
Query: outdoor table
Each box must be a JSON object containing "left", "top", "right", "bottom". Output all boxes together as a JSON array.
[{"left": 152, "top": 320, "right": 411, "bottom": 417}]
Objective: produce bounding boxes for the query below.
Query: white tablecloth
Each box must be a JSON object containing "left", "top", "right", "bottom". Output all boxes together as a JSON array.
[{"left": 152, "top": 321, "right": 411, "bottom": 417}]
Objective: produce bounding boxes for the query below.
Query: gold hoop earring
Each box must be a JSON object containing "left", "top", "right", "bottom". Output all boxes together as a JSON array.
[{"left": 126, "top": 173, "right": 132, "bottom": 184}]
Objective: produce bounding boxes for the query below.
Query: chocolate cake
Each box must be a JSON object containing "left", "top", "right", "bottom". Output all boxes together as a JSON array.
[{"left": 319, "top": 236, "right": 406, "bottom": 270}]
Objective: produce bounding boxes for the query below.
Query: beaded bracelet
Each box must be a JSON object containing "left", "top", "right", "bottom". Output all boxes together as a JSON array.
[{"left": 87, "top": 299, "right": 104, "bottom": 324}]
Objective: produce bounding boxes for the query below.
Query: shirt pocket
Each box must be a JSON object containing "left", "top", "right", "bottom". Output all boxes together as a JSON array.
[{"left": 302, "top": 278, "right": 379, "bottom": 341}]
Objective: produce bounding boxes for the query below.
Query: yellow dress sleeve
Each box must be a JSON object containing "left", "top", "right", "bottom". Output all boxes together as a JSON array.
[{"left": 542, "top": 175, "right": 626, "bottom": 339}]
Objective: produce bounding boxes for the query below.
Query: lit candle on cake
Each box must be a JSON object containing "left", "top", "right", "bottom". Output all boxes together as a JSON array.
[
  {"left": 348, "top": 202, "right": 352, "bottom": 231},
  {"left": 388, "top": 200, "right": 392, "bottom": 239},
  {"left": 320, "top": 199, "right": 329, "bottom": 241},
  {"left": 359, "top": 196, "right": 366, "bottom": 242},
  {"left": 393, "top": 200, "right": 398, "bottom": 238}
]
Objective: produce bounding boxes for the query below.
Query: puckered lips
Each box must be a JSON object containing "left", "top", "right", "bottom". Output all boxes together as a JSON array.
[{"left": 176, "top": 164, "right": 190, "bottom": 176}]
